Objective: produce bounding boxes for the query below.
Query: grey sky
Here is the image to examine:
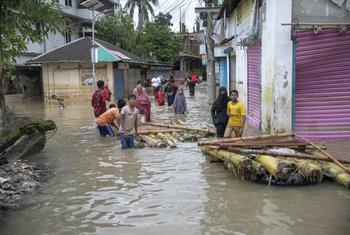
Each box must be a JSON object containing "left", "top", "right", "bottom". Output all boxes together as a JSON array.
[{"left": 120, "top": 0, "right": 204, "bottom": 32}]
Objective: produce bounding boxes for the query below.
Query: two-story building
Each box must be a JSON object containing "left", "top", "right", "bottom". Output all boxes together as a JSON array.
[{"left": 205, "top": 0, "right": 350, "bottom": 140}]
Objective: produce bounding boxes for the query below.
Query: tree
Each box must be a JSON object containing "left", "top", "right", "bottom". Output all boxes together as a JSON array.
[
  {"left": 95, "top": 10, "right": 136, "bottom": 53},
  {"left": 137, "top": 22, "right": 181, "bottom": 63},
  {"left": 125, "top": 0, "right": 159, "bottom": 29},
  {"left": 0, "top": 0, "right": 66, "bottom": 126},
  {"left": 154, "top": 12, "right": 173, "bottom": 27}
]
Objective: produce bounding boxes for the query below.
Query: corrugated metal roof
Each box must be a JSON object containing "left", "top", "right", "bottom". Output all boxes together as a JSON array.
[{"left": 28, "top": 37, "right": 144, "bottom": 64}]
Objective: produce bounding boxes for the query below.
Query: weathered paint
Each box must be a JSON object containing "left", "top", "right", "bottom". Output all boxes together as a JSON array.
[
  {"left": 292, "top": 0, "right": 350, "bottom": 23},
  {"left": 261, "top": 0, "right": 293, "bottom": 134},
  {"left": 236, "top": 0, "right": 254, "bottom": 26},
  {"left": 235, "top": 47, "right": 248, "bottom": 107},
  {"left": 295, "top": 29, "right": 350, "bottom": 140},
  {"left": 247, "top": 44, "right": 261, "bottom": 129},
  {"left": 41, "top": 62, "right": 112, "bottom": 102}
]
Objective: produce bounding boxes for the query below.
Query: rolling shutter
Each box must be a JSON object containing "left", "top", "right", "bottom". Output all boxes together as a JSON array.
[
  {"left": 247, "top": 45, "right": 261, "bottom": 129},
  {"left": 295, "top": 29, "right": 350, "bottom": 139}
]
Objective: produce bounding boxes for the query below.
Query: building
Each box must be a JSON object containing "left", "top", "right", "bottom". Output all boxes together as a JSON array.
[
  {"left": 28, "top": 37, "right": 173, "bottom": 102},
  {"left": 8, "top": 0, "right": 119, "bottom": 97},
  {"left": 177, "top": 21, "right": 205, "bottom": 79},
  {"left": 201, "top": 0, "right": 350, "bottom": 140}
]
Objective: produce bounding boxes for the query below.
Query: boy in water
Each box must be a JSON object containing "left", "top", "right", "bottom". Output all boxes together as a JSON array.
[
  {"left": 120, "top": 94, "right": 139, "bottom": 149},
  {"left": 224, "top": 90, "right": 246, "bottom": 138},
  {"left": 95, "top": 104, "right": 120, "bottom": 137}
]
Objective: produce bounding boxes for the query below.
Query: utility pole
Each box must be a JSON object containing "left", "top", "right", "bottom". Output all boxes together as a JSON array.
[
  {"left": 205, "top": 0, "right": 216, "bottom": 104},
  {"left": 180, "top": 5, "right": 182, "bottom": 33}
]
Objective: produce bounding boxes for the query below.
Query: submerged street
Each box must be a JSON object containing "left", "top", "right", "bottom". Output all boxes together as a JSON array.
[{"left": 0, "top": 86, "right": 349, "bottom": 235}]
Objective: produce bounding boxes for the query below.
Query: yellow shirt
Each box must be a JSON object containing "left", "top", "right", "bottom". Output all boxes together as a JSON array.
[{"left": 227, "top": 101, "right": 246, "bottom": 127}]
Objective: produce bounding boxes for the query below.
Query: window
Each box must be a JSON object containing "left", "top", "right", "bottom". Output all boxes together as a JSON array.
[
  {"left": 65, "top": 0, "right": 72, "bottom": 7},
  {"left": 35, "top": 23, "right": 41, "bottom": 33},
  {"left": 65, "top": 31, "right": 71, "bottom": 43}
]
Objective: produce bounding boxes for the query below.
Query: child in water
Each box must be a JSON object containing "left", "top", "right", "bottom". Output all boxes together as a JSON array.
[{"left": 155, "top": 86, "right": 165, "bottom": 106}]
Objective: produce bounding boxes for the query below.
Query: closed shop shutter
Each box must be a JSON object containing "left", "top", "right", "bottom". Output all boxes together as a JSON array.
[
  {"left": 295, "top": 29, "right": 350, "bottom": 139},
  {"left": 219, "top": 57, "right": 228, "bottom": 88},
  {"left": 247, "top": 45, "right": 261, "bottom": 129}
]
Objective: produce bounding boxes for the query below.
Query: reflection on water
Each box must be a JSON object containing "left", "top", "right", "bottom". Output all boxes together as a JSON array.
[{"left": 0, "top": 86, "right": 349, "bottom": 235}]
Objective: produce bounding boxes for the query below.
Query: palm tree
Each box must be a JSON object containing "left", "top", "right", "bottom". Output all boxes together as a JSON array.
[{"left": 125, "top": 0, "right": 159, "bottom": 29}]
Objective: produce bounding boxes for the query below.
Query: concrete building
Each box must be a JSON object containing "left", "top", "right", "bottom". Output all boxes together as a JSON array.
[
  {"left": 207, "top": 0, "right": 350, "bottom": 140},
  {"left": 9, "top": 0, "right": 119, "bottom": 97}
]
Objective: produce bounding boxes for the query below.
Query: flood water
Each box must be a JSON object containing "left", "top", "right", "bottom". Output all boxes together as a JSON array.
[{"left": 1, "top": 85, "right": 350, "bottom": 235}]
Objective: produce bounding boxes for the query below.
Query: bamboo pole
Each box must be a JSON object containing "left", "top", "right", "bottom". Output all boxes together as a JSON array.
[
  {"left": 163, "top": 132, "right": 178, "bottom": 143},
  {"left": 293, "top": 132, "right": 350, "bottom": 174},
  {"left": 156, "top": 133, "right": 176, "bottom": 148},
  {"left": 255, "top": 155, "right": 297, "bottom": 180},
  {"left": 198, "top": 133, "right": 293, "bottom": 146},
  {"left": 140, "top": 135, "right": 167, "bottom": 148},
  {"left": 225, "top": 147, "right": 350, "bottom": 164},
  {"left": 219, "top": 143, "right": 307, "bottom": 148},
  {"left": 145, "top": 123, "right": 216, "bottom": 134},
  {"left": 321, "top": 162, "right": 350, "bottom": 188},
  {"left": 171, "top": 132, "right": 184, "bottom": 141},
  {"left": 137, "top": 129, "right": 183, "bottom": 135}
]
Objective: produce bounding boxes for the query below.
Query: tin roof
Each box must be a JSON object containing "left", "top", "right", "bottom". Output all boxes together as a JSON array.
[{"left": 28, "top": 37, "right": 144, "bottom": 64}]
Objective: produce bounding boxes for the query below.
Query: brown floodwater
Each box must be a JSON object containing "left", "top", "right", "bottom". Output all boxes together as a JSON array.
[{"left": 0, "top": 86, "right": 349, "bottom": 235}]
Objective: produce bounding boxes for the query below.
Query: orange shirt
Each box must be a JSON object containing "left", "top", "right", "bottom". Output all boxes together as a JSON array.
[{"left": 95, "top": 108, "right": 120, "bottom": 126}]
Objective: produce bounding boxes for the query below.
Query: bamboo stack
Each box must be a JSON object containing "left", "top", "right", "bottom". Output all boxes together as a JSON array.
[
  {"left": 138, "top": 131, "right": 208, "bottom": 148},
  {"left": 200, "top": 134, "right": 350, "bottom": 188}
]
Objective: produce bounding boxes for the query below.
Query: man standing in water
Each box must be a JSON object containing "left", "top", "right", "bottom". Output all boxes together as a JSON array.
[
  {"left": 165, "top": 77, "right": 178, "bottom": 106},
  {"left": 120, "top": 94, "right": 139, "bottom": 149},
  {"left": 91, "top": 80, "right": 109, "bottom": 118},
  {"left": 224, "top": 90, "right": 246, "bottom": 138}
]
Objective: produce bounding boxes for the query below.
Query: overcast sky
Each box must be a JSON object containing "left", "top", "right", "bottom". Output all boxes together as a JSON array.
[{"left": 120, "top": 0, "right": 204, "bottom": 32}]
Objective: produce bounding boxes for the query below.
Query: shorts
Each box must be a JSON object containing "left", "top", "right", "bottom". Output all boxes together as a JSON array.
[
  {"left": 224, "top": 124, "right": 242, "bottom": 138},
  {"left": 97, "top": 125, "right": 114, "bottom": 137}
]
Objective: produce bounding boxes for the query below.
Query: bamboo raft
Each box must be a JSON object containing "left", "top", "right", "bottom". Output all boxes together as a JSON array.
[
  {"left": 135, "top": 123, "right": 215, "bottom": 148},
  {"left": 199, "top": 134, "right": 350, "bottom": 189}
]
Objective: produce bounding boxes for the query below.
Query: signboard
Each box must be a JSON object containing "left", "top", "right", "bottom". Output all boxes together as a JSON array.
[
  {"left": 91, "top": 47, "right": 98, "bottom": 64},
  {"left": 118, "top": 62, "right": 129, "bottom": 70}
]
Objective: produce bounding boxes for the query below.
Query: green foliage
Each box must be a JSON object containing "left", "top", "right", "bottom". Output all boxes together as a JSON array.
[
  {"left": 95, "top": 11, "right": 181, "bottom": 63},
  {"left": 95, "top": 10, "right": 136, "bottom": 53},
  {"left": 125, "top": 0, "right": 159, "bottom": 28},
  {"left": 137, "top": 22, "right": 181, "bottom": 63},
  {"left": 154, "top": 12, "right": 173, "bottom": 27},
  {"left": 0, "top": 0, "right": 67, "bottom": 71}
]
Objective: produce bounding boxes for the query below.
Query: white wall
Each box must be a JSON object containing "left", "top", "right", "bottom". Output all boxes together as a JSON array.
[
  {"left": 261, "top": 0, "right": 293, "bottom": 133},
  {"left": 231, "top": 2, "right": 255, "bottom": 111},
  {"left": 235, "top": 47, "right": 248, "bottom": 107}
]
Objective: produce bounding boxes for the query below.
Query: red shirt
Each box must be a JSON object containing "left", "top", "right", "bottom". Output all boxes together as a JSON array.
[
  {"left": 156, "top": 91, "right": 165, "bottom": 106},
  {"left": 91, "top": 90, "right": 107, "bottom": 117},
  {"left": 102, "top": 87, "right": 111, "bottom": 102}
]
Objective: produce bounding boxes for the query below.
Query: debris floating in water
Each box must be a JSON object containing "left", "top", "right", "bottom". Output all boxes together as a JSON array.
[{"left": 0, "top": 160, "right": 45, "bottom": 211}]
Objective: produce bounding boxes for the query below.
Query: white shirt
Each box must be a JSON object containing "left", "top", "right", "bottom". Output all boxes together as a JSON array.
[{"left": 151, "top": 77, "right": 161, "bottom": 87}]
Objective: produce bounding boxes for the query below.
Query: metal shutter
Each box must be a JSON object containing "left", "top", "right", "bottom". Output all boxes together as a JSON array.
[
  {"left": 295, "top": 29, "right": 350, "bottom": 139},
  {"left": 247, "top": 45, "right": 261, "bottom": 129}
]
